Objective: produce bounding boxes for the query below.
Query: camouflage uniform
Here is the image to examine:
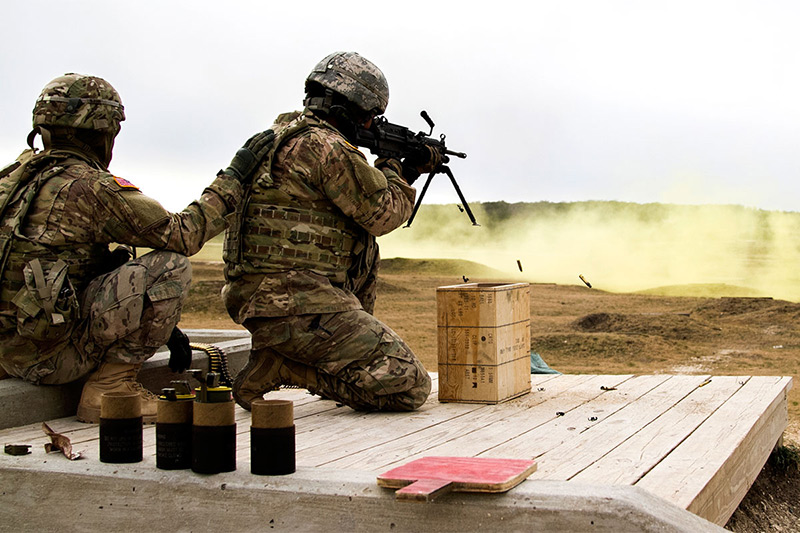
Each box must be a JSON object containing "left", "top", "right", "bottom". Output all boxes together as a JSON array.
[
  {"left": 223, "top": 110, "right": 431, "bottom": 411},
  {"left": 0, "top": 147, "right": 242, "bottom": 383}
]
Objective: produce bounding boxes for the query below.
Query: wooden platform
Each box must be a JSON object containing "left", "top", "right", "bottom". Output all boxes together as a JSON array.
[{"left": 0, "top": 373, "right": 790, "bottom": 531}]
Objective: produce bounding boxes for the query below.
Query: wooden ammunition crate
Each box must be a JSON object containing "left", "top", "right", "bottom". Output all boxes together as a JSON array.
[{"left": 437, "top": 282, "right": 531, "bottom": 403}]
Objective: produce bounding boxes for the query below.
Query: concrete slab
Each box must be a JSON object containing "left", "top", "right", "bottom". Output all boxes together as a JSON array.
[
  {"left": 0, "top": 329, "right": 251, "bottom": 429},
  {"left": 0, "top": 457, "right": 724, "bottom": 532}
]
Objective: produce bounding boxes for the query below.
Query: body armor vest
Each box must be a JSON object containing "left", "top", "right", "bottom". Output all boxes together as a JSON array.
[
  {"left": 224, "top": 113, "right": 364, "bottom": 280},
  {"left": 0, "top": 150, "right": 104, "bottom": 318}
]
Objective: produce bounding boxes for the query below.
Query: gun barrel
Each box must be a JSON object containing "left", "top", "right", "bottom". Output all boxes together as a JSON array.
[{"left": 445, "top": 149, "right": 467, "bottom": 159}]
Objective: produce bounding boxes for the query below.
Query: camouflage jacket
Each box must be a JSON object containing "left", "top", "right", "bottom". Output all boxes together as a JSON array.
[
  {"left": 0, "top": 148, "right": 242, "bottom": 333},
  {"left": 222, "top": 110, "right": 415, "bottom": 321}
]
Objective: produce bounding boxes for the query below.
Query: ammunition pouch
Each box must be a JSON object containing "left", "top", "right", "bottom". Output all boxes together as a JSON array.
[
  {"left": 11, "top": 259, "right": 79, "bottom": 343},
  {"left": 238, "top": 204, "right": 358, "bottom": 278}
]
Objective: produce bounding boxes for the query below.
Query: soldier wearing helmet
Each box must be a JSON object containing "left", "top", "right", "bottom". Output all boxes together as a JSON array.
[
  {"left": 223, "top": 52, "right": 437, "bottom": 412},
  {"left": 0, "top": 73, "right": 273, "bottom": 423}
]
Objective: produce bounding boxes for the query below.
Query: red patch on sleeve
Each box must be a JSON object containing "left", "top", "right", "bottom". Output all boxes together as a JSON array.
[{"left": 113, "top": 176, "right": 139, "bottom": 190}]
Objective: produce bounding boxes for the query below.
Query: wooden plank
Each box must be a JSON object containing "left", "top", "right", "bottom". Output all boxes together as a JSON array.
[
  {"left": 479, "top": 374, "right": 672, "bottom": 463},
  {"left": 636, "top": 375, "right": 792, "bottom": 525},
  {"left": 301, "top": 374, "right": 564, "bottom": 470},
  {"left": 381, "top": 375, "right": 632, "bottom": 469},
  {"left": 0, "top": 420, "right": 60, "bottom": 444},
  {"left": 325, "top": 374, "right": 629, "bottom": 472},
  {"left": 534, "top": 375, "right": 713, "bottom": 480},
  {"left": 7, "top": 420, "right": 99, "bottom": 449},
  {"left": 233, "top": 375, "right": 446, "bottom": 454},
  {"left": 267, "top": 389, "right": 484, "bottom": 459},
  {"left": 314, "top": 374, "right": 568, "bottom": 470},
  {"left": 572, "top": 375, "right": 747, "bottom": 485}
]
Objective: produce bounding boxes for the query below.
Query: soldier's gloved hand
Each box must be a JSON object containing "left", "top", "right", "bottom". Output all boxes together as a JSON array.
[
  {"left": 101, "top": 245, "right": 133, "bottom": 273},
  {"left": 375, "top": 157, "right": 403, "bottom": 177},
  {"left": 221, "top": 129, "right": 276, "bottom": 183},
  {"left": 402, "top": 145, "right": 443, "bottom": 185},
  {"left": 166, "top": 327, "right": 192, "bottom": 373}
]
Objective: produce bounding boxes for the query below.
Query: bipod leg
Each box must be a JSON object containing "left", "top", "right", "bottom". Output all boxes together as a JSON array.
[
  {"left": 404, "top": 171, "right": 436, "bottom": 228},
  {"left": 442, "top": 166, "right": 479, "bottom": 226}
]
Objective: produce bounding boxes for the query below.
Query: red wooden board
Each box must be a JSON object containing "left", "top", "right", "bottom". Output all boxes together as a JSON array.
[{"left": 377, "top": 456, "right": 537, "bottom": 501}]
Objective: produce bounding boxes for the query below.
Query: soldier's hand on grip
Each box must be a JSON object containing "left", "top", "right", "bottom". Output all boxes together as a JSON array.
[
  {"left": 166, "top": 327, "right": 192, "bottom": 373},
  {"left": 401, "top": 145, "right": 443, "bottom": 185},
  {"left": 100, "top": 245, "right": 133, "bottom": 273},
  {"left": 222, "top": 129, "right": 276, "bottom": 183},
  {"left": 375, "top": 157, "right": 404, "bottom": 178}
]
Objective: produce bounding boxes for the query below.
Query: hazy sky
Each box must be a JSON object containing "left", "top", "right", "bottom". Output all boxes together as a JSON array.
[{"left": 3, "top": 1, "right": 800, "bottom": 212}]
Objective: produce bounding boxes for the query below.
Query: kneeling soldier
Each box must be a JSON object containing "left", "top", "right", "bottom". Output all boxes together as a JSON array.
[{"left": 0, "top": 73, "right": 272, "bottom": 423}]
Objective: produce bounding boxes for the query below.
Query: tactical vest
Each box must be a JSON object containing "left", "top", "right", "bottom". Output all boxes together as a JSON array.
[
  {"left": 0, "top": 150, "right": 65, "bottom": 304},
  {"left": 0, "top": 150, "right": 103, "bottom": 354},
  {"left": 223, "top": 113, "right": 363, "bottom": 280}
]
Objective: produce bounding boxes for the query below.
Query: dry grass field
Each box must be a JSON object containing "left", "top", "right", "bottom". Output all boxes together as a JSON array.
[{"left": 181, "top": 258, "right": 800, "bottom": 531}]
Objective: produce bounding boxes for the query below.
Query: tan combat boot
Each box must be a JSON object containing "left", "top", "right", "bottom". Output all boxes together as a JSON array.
[
  {"left": 76, "top": 362, "right": 159, "bottom": 424},
  {"left": 233, "top": 352, "right": 319, "bottom": 410}
]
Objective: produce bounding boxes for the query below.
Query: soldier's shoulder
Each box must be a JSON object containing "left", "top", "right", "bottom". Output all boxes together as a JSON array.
[
  {"left": 95, "top": 173, "right": 142, "bottom": 192},
  {"left": 334, "top": 137, "right": 366, "bottom": 158},
  {"left": 306, "top": 124, "right": 365, "bottom": 159},
  {"left": 274, "top": 111, "right": 302, "bottom": 126}
]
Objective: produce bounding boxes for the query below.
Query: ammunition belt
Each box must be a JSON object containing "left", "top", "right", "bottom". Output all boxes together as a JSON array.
[{"left": 189, "top": 343, "right": 233, "bottom": 387}]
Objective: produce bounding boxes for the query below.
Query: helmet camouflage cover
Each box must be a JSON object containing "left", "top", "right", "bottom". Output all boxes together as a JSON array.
[
  {"left": 306, "top": 52, "right": 389, "bottom": 115},
  {"left": 32, "top": 73, "right": 125, "bottom": 134}
]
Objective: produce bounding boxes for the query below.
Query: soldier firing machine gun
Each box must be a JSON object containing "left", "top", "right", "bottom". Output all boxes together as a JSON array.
[{"left": 355, "top": 111, "right": 479, "bottom": 227}]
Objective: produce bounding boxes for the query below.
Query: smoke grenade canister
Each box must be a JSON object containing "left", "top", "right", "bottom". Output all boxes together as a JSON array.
[
  {"left": 156, "top": 382, "right": 194, "bottom": 470},
  {"left": 191, "top": 371, "right": 236, "bottom": 474},
  {"left": 251, "top": 399, "right": 295, "bottom": 475},
  {"left": 99, "top": 391, "right": 143, "bottom": 463}
]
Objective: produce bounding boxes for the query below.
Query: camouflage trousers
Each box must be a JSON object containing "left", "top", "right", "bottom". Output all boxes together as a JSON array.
[
  {"left": 1, "top": 251, "right": 191, "bottom": 385},
  {"left": 244, "top": 310, "right": 431, "bottom": 411}
]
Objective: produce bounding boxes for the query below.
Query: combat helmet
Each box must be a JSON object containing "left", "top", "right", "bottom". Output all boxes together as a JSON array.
[
  {"left": 32, "top": 73, "right": 125, "bottom": 135},
  {"left": 305, "top": 52, "right": 389, "bottom": 116}
]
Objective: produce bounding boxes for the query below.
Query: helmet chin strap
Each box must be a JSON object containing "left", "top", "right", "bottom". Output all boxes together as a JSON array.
[
  {"left": 101, "top": 133, "right": 115, "bottom": 166},
  {"left": 26, "top": 126, "right": 49, "bottom": 151}
]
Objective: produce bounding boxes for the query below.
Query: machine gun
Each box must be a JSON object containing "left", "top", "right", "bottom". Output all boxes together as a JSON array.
[{"left": 354, "top": 111, "right": 478, "bottom": 227}]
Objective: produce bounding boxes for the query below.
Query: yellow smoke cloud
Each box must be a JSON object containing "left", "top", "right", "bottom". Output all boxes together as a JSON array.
[{"left": 379, "top": 201, "right": 800, "bottom": 301}]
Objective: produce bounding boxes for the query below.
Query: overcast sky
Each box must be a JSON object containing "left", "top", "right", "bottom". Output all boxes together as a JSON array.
[{"left": 3, "top": 1, "right": 800, "bottom": 212}]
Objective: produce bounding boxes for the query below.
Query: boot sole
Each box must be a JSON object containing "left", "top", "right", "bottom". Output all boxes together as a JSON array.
[{"left": 232, "top": 369, "right": 255, "bottom": 411}]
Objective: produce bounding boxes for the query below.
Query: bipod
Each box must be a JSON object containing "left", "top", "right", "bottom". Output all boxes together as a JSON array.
[{"left": 405, "top": 165, "right": 479, "bottom": 228}]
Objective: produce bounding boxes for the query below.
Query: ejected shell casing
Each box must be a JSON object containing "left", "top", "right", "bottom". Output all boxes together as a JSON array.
[
  {"left": 191, "top": 385, "right": 236, "bottom": 474},
  {"left": 250, "top": 399, "right": 295, "bottom": 476},
  {"left": 99, "top": 392, "right": 142, "bottom": 464},
  {"left": 156, "top": 386, "right": 194, "bottom": 470}
]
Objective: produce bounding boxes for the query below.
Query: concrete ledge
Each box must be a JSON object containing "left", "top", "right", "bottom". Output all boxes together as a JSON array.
[
  {"left": 0, "top": 329, "right": 251, "bottom": 429},
  {"left": 139, "top": 328, "right": 252, "bottom": 392},
  {"left": 0, "top": 459, "right": 724, "bottom": 532}
]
